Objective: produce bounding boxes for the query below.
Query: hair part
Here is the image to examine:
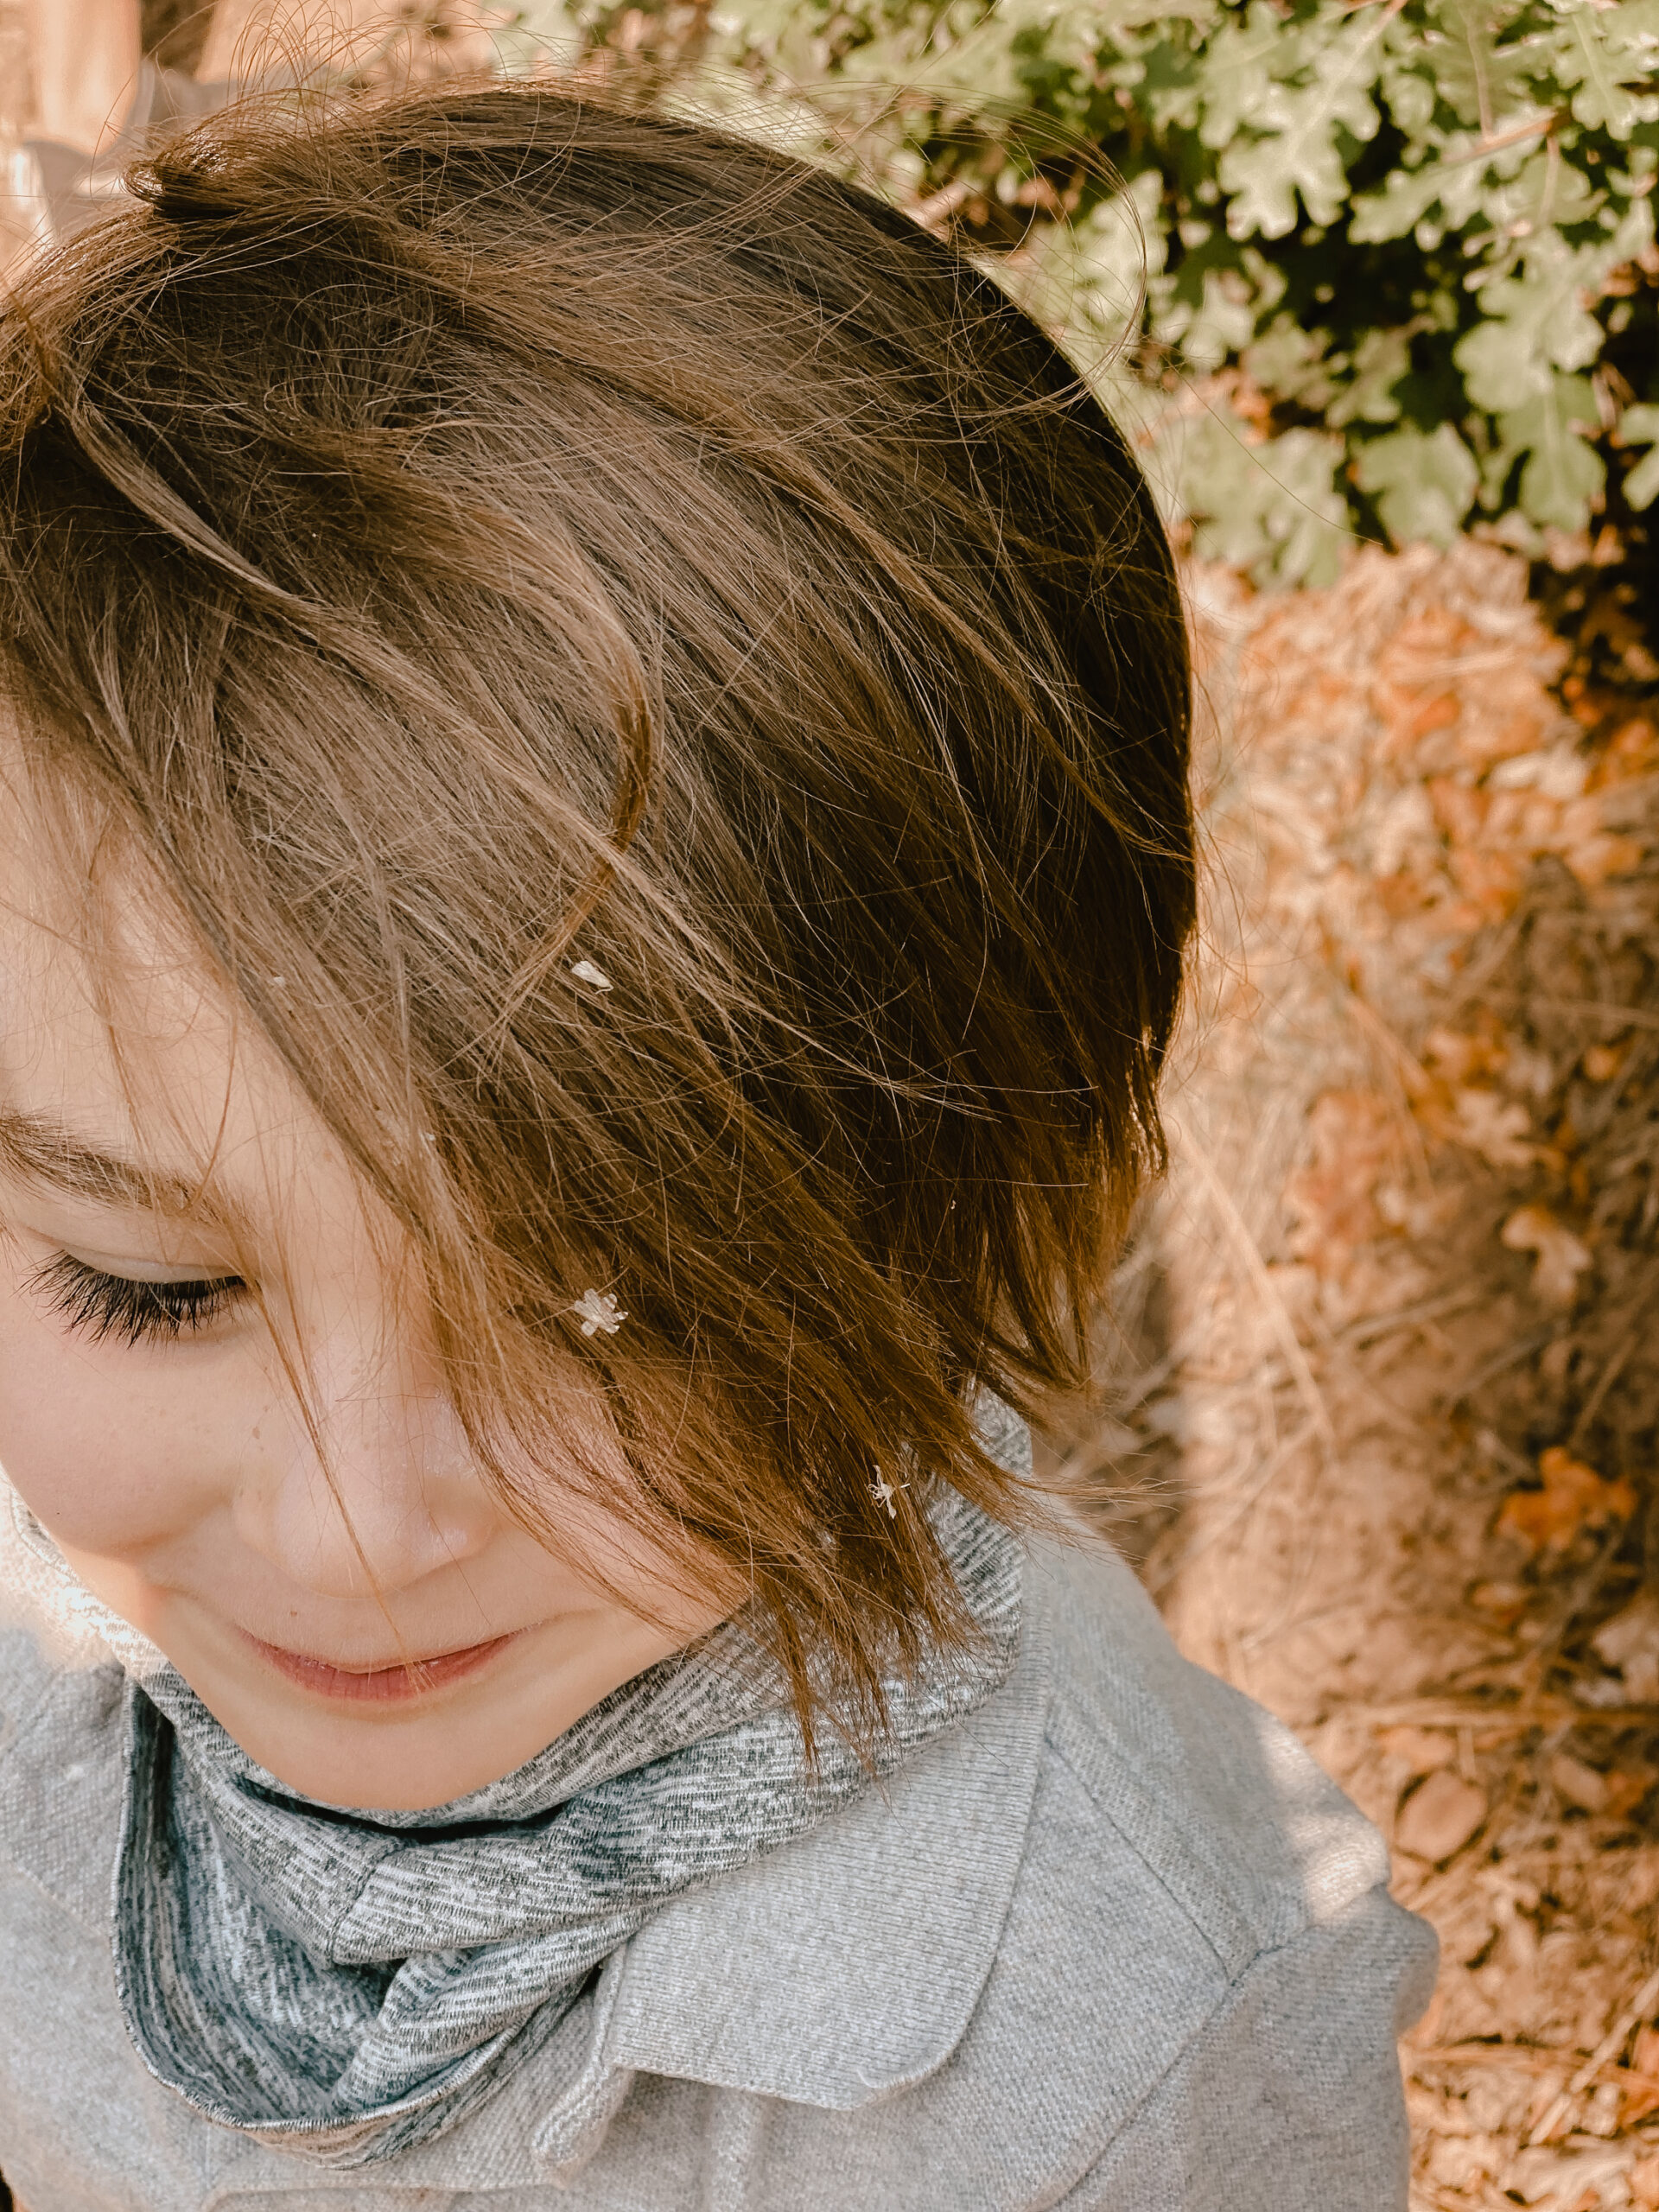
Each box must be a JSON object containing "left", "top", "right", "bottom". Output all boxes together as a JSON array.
[{"left": 0, "top": 80, "right": 1194, "bottom": 1750}]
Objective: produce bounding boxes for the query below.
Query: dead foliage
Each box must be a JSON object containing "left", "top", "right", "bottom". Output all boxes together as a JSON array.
[{"left": 1036, "top": 537, "right": 1659, "bottom": 2211}]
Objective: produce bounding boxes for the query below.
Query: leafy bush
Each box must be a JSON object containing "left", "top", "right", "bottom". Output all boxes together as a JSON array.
[{"left": 514, "top": 0, "right": 1659, "bottom": 584}]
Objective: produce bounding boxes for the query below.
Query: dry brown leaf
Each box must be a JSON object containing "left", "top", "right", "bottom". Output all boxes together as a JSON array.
[
  {"left": 1588, "top": 1597, "right": 1659, "bottom": 1670},
  {"left": 1524, "top": 2073, "right": 1573, "bottom": 2144},
  {"left": 1597, "top": 717, "right": 1659, "bottom": 779},
  {"left": 1464, "top": 709, "right": 1552, "bottom": 772},
  {"left": 1591, "top": 1594, "right": 1659, "bottom": 1703},
  {"left": 1510, "top": 2139, "right": 1639, "bottom": 2201},
  {"left": 1501, "top": 1205, "right": 1595, "bottom": 1306},
  {"left": 1469, "top": 1580, "right": 1531, "bottom": 1628},
  {"left": 1426, "top": 2130, "right": 1507, "bottom": 2189},
  {"left": 1496, "top": 1447, "right": 1638, "bottom": 1555},
  {"left": 1424, "top": 1022, "right": 1514, "bottom": 1084},
  {"left": 1397, "top": 1770, "right": 1487, "bottom": 1864},
  {"left": 1550, "top": 1751, "right": 1610, "bottom": 1815},
  {"left": 1446, "top": 855, "right": 1527, "bottom": 927},
  {"left": 1564, "top": 830, "right": 1647, "bottom": 888},
  {"left": 1373, "top": 677, "right": 1464, "bottom": 753},
  {"left": 1428, "top": 776, "right": 1489, "bottom": 848},
  {"left": 1582, "top": 1041, "right": 1630, "bottom": 1083},
  {"left": 1379, "top": 1725, "right": 1459, "bottom": 1777},
  {"left": 1285, "top": 1090, "right": 1405, "bottom": 1278},
  {"left": 1455, "top": 1090, "right": 1539, "bottom": 1171},
  {"left": 1603, "top": 1768, "right": 1657, "bottom": 1819}
]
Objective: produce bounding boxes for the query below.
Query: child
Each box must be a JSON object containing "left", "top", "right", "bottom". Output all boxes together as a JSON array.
[{"left": 0, "top": 84, "right": 1435, "bottom": 2210}]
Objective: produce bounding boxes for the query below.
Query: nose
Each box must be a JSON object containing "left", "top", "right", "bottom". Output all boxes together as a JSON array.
[{"left": 231, "top": 1332, "right": 499, "bottom": 1602}]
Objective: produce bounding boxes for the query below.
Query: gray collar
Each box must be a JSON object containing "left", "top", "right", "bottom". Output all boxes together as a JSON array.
[
  {"left": 613, "top": 1591, "right": 1052, "bottom": 2098},
  {"left": 538, "top": 1574, "right": 1053, "bottom": 2177}
]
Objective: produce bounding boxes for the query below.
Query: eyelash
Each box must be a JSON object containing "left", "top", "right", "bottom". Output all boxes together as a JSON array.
[{"left": 30, "top": 1254, "right": 251, "bottom": 1346}]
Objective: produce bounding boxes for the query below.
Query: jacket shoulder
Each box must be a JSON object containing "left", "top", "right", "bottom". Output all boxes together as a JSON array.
[
  {"left": 0, "top": 1618, "right": 128, "bottom": 1929},
  {"left": 0, "top": 1618, "right": 57, "bottom": 1743},
  {"left": 1031, "top": 1532, "right": 1394, "bottom": 1965},
  {"left": 766, "top": 1533, "right": 1433, "bottom": 2211}
]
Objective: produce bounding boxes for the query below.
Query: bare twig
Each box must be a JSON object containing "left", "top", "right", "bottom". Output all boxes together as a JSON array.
[
  {"left": 1568, "top": 1294, "right": 1659, "bottom": 1449},
  {"left": 1504, "top": 994, "right": 1659, "bottom": 1034},
  {"left": 1452, "top": 1326, "right": 1557, "bottom": 1406},
  {"left": 1171, "top": 1123, "right": 1337, "bottom": 1453},
  {"left": 1525, "top": 1964, "right": 1659, "bottom": 2145},
  {"left": 1435, "top": 111, "right": 1560, "bottom": 169}
]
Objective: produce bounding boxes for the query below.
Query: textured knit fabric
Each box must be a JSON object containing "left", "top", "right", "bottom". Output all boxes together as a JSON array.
[
  {"left": 28, "top": 1485, "right": 1019, "bottom": 2168},
  {"left": 0, "top": 1405, "right": 1438, "bottom": 2212}
]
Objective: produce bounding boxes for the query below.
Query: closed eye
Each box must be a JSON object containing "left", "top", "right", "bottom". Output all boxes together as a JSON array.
[{"left": 29, "top": 1253, "right": 251, "bottom": 1346}]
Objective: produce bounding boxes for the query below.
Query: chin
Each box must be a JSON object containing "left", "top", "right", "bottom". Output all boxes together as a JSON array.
[
  {"left": 182, "top": 1663, "right": 530, "bottom": 1810},
  {"left": 243, "top": 1709, "right": 517, "bottom": 1811}
]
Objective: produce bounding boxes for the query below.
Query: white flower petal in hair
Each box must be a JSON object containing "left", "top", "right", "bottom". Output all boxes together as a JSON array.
[
  {"left": 871, "top": 1471, "right": 910, "bottom": 1519},
  {"left": 570, "top": 959, "right": 613, "bottom": 992},
  {"left": 571, "top": 1288, "right": 627, "bottom": 1338}
]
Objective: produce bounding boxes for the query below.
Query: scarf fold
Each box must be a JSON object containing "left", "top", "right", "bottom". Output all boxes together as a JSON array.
[{"left": 100, "top": 1480, "right": 1022, "bottom": 2167}]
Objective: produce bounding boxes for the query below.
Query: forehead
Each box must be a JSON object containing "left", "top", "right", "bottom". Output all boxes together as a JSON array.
[{"left": 0, "top": 739, "right": 326, "bottom": 1220}]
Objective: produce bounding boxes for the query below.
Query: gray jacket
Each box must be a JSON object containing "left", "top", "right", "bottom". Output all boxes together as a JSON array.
[{"left": 0, "top": 1530, "right": 1435, "bottom": 2210}]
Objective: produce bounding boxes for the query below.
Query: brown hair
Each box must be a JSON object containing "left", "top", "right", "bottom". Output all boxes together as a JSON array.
[{"left": 0, "top": 82, "right": 1193, "bottom": 1741}]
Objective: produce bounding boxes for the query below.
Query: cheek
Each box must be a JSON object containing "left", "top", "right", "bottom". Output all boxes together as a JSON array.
[
  {"left": 0, "top": 1270, "right": 240, "bottom": 1560},
  {"left": 537, "top": 1470, "right": 748, "bottom": 1637}
]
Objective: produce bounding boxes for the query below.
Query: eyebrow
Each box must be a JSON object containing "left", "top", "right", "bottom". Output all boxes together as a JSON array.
[{"left": 0, "top": 1109, "right": 206, "bottom": 1216}]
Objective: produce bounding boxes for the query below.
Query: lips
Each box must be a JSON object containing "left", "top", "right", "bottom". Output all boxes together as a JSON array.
[{"left": 239, "top": 1628, "right": 519, "bottom": 1704}]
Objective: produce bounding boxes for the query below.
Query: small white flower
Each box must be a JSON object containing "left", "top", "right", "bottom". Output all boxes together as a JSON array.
[
  {"left": 571, "top": 1288, "right": 627, "bottom": 1338},
  {"left": 570, "top": 959, "right": 613, "bottom": 992},
  {"left": 871, "top": 1471, "right": 909, "bottom": 1518}
]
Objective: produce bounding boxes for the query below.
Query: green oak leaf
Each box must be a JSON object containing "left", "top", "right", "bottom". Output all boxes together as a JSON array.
[
  {"left": 1242, "top": 316, "right": 1338, "bottom": 408},
  {"left": 1423, "top": 0, "right": 1541, "bottom": 134},
  {"left": 1178, "top": 410, "right": 1348, "bottom": 587},
  {"left": 1498, "top": 375, "right": 1605, "bottom": 532},
  {"left": 1218, "top": 19, "right": 1384, "bottom": 239},
  {"left": 1243, "top": 426, "right": 1351, "bottom": 587},
  {"left": 687, "top": 0, "right": 1651, "bottom": 569},
  {"left": 1194, "top": 3, "right": 1296, "bottom": 149},
  {"left": 1626, "top": 450, "right": 1659, "bottom": 513},
  {"left": 1161, "top": 264, "right": 1260, "bottom": 372},
  {"left": 1328, "top": 327, "right": 1414, "bottom": 428},
  {"left": 1353, "top": 424, "right": 1479, "bottom": 547},
  {"left": 1619, "top": 404, "right": 1659, "bottom": 512},
  {"left": 1553, "top": 0, "right": 1659, "bottom": 138},
  {"left": 1453, "top": 256, "right": 1605, "bottom": 413},
  {"left": 1350, "top": 161, "right": 1446, "bottom": 245},
  {"left": 1376, "top": 49, "right": 1439, "bottom": 142},
  {"left": 1453, "top": 316, "right": 1551, "bottom": 415}
]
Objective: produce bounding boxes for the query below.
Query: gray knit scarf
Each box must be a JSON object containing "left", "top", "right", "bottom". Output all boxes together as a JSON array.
[{"left": 108, "top": 1474, "right": 1024, "bottom": 2169}]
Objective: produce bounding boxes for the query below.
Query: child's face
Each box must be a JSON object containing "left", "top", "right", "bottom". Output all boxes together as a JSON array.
[{"left": 0, "top": 779, "right": 731, "bottom": 1810}]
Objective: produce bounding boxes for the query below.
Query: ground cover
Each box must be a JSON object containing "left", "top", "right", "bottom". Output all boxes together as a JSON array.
[{"left": 1036, "top": 536, "right": 1659, "bottom": 2210}]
